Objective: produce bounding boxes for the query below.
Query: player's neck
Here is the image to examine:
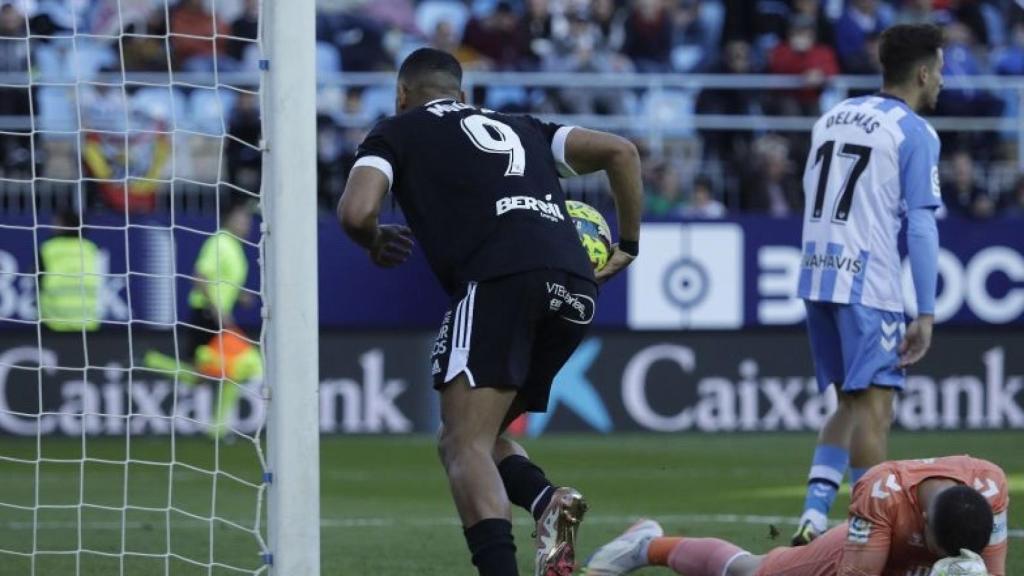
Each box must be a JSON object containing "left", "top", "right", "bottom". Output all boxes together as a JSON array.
[
  {"left": 917, "top": 478, "right": 958, "bottom": 510},
  {"left": 880, "top": 85, "right": 922, "bottom": 112}
]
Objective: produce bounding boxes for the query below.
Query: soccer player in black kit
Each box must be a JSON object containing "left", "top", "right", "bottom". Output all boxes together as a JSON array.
[{"left": 339, "top": 48, "right": 643, "bottom": 576}]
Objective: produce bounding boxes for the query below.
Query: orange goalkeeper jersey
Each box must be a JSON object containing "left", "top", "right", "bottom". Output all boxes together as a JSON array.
[{"left": 756, "top": 456, "right": 1009, "bottom": 576}]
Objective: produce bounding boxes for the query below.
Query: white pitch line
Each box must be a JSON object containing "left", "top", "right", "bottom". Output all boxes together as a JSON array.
[{"left": 8, "top": 514, "right": 1024, "bottom": 539}]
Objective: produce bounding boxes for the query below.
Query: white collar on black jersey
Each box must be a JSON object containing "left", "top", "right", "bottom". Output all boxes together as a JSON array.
[{"left": 424, "top": 97, "right": 457, "bottom": 106}]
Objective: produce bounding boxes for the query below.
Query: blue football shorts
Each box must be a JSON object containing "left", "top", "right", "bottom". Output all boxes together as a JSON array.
[{"left": 803, "top": 300, "right": 906, "bottom": 393}]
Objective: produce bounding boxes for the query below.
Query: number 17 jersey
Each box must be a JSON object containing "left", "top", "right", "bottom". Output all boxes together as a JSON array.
[{"left": 798, "top": 94, "right": 942, "bottom": 313}]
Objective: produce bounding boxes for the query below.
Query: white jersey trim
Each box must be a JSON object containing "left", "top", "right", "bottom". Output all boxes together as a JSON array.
[
  {"left": 352, "top": 155, "right": 394, "bottom": 191},
  {"left": 552, "top": 126, "right": 578, "bottom": 178}
]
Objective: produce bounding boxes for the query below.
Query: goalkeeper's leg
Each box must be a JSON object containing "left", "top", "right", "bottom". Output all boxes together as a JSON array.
[
  {"left": 585, "top": 519, "right": 762, "bottom": 576},
  {"left": 142, "top": 350, "right": 199, "bottom": 385}
]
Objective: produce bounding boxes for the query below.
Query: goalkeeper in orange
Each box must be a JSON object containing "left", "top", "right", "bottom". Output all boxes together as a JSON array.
[
  {"left": 144, "top": 201, "right": 261, "bottom": 438},
  {"left": 583, "top": 455, "right": 1008, "bottom": 576}
]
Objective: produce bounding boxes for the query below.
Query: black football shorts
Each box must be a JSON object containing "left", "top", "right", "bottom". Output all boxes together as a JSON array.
[{"left": 430, "top": 269, "right": 597, "bottom": 412}]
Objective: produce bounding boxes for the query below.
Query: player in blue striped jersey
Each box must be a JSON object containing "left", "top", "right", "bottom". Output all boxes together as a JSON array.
[{"left": 793, "top": 24, "right": 945, "bottom": 545}]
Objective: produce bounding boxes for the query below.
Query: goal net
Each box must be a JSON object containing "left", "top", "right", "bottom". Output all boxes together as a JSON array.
[{"left": 0, "top": 0, "right": 273, "bottom": 573}]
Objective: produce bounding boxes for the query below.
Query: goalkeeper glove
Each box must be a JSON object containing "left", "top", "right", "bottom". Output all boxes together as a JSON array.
[{"left": 928, "top": 549, "right": 990, "bottom": 576}]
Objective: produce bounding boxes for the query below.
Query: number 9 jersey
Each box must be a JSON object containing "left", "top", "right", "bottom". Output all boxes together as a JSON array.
[
  {"left": 798, "top": 94, "right": 943, "bottom": 313},
  {"left": 352, "top": 98, "right": 595, "bottom": 296}
]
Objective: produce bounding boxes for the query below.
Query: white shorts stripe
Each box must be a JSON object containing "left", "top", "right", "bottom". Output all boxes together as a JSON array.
[
  {"left": 463, "top": 282, "right": 477, "bottom": 349},
  {"left": 459, "top": 289, "right": 469, "bottom": 348},
  {"left": 444, "top": 283, "right": 478, "bottom": 384},
  {"left": 453, "top": 294, "right": 466, "bottom": 350}
]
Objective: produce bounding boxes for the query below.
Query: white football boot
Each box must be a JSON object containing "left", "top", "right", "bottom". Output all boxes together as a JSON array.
[{"left": 582, "top": 519, "right": 664, "bottom": 576}]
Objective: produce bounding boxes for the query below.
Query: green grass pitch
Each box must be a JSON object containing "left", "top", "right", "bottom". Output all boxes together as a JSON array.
[{"left": 0, "top": 431, "right": 1020, "bottom": 575}]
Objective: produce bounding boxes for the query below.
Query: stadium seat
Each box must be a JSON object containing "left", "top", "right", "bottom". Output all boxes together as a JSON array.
[
  {"left": 75, "top": 38, "right": 117, "bottom": 80},
  {"left": 470, "top": 0, "right": 499, "bottom": 18},
  {"left": 240, "top": 43, "right": 262, "bottom": 72},
  {"left": 484, "top": 86, "right": 528, "bottom": 111},
  {"left": 415, "top": 0, "right": 470, "bottom": 41},
  {"left": 671, "top": 45, "right": 704, "bottom": 73},
  {"left": 641, "top": 89, "right": 696, "bottom": 137},
  {"left": 131, "top": 87, "right": 187, "bottom": 131},
  {"left": 360, "top": 86, "right": 396, "bottom": 120},
  {"left": 317, "top": 41, "right": 343, "bottom": 75},
  {"left": 36, "top": 87, "right": 78, "bottom": 132},
  {"left": 186, "top": 89, "right": 238, "bottom": 136}
]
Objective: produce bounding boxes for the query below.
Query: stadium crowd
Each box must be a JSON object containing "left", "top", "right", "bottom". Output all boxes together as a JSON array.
[{"left": 1, "top": 0, "right": 1024, "bottom": 217}]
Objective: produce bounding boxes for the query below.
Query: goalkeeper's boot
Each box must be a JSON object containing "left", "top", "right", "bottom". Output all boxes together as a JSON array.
[
  {"left": 582, "top": 519, "right": 663, "bottom": 576},
  {"left": 534, "top": 487, "right": 588, "bottom": 576}
]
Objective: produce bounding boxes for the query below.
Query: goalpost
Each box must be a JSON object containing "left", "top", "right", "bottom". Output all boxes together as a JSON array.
[
  {"left": 0, "top": 0, "right": 319, "bottom": 574},
  {"left": 262, "top": 0, "right": 320, "bottom": 574}
]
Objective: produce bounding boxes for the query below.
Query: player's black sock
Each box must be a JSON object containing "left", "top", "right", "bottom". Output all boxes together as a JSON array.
[
  {"left": 498, "top": 454, "right": 554, "bottom": 521},
  {"left": 464, "top": 518, "right": 518, "bottom": 576}
]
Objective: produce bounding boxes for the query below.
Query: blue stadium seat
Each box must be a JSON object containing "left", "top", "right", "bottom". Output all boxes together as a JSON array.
[
  {"left": 75, "top": 38, "right": 117, "bottom": 79},
  {"left": 317, "top": 41, "right": 342, "bottom": 74},
  {"left": 360, "top": 86, "right": 395, "bottom": 120},
  {"left": 671, "top": 46, "right": 705, "bottom": 73},
  {"left": 484, "top": 86, "right": 528, "bottom": 111},
  {"left": 641, "top": 89, "right": 696, "bottom": 137},
  {"left": 36, "top": 87, "right": 78, "bottom": 132},
  {"left": 185, "top": 89, "right": 238, "bottom": 136},
  {"left": 130, "top": 87, "right": 187, "bottom": 131}
]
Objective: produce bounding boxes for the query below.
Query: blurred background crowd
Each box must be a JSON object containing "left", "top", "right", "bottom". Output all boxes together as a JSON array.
[{"left": 1, "top": 0, "right": 1024, "bottom": 219}]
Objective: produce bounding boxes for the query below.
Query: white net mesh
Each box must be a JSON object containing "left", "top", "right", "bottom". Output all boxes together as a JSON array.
[{"left": 0, "top": 0, "right": 270, "bottom": 574}]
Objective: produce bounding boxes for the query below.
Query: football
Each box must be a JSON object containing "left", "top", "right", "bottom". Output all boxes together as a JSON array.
[{"left": 566, "top": 200, "right": 613, "bottom": 272}]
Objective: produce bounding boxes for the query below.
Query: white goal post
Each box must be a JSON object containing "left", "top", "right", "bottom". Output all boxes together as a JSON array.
[
  {"left": 262, "top": 0, "right": 321, "bottom": 573},
  {"left": 0, "top": 0, "right": 320, "bottom": 573}
]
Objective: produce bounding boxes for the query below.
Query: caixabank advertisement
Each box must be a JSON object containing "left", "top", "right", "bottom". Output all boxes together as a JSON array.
[{"left": 0, "top": 330, "right": 1020, "bottom": 436}]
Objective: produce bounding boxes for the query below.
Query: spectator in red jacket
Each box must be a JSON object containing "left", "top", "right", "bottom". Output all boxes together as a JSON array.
[{"left": 768, "top": 15, "right": 839, "bottom": 115}]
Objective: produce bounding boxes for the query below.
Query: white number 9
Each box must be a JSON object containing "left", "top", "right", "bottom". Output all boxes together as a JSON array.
[{"left": 460, "top": 115, "right": 526, "bottom": 177}]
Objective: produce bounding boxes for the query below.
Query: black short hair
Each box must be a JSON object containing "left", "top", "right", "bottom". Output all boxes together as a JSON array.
[
  {"left": 219, "top": 198, "right": 253, "bottom": 222},
  {"left": 53, "top": 208, "right": 81, "bottom": 234},
  {"left": 931, "top": 485, "right": 994, "bottom": 556},
  {"left": 398, "top": 48, "right": 462, "bottom": 93},
  {"left": 879, "top": 24, "right": 944, "bottom": 85}
]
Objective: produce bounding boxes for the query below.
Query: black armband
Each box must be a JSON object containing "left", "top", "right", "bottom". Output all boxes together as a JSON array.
[{"left": 618, "top": 239, "right": 639, "bottom": 257}]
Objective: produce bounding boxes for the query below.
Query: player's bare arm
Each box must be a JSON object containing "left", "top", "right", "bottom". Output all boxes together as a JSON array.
[
  {"left": 900, "top": 313, "right": 933, "bottom": 367},
  {"left": 562, "top": 127, "right": 643, "bottom": 282},
  {"left": 338, "top": 166, "right": 414, "bottom": 268}
]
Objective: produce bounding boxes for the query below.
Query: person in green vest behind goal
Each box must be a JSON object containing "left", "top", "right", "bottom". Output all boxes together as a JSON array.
[
  {"left": 145, "top": 200, "right": 262, "bottom": 439},
  {"left": 39, "top": 209, "right": 101, "bottom": 334}
]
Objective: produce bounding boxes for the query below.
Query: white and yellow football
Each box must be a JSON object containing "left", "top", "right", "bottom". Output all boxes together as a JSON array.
[{"left": 566, "top": 200, "right": 612, "bottom": 272}]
